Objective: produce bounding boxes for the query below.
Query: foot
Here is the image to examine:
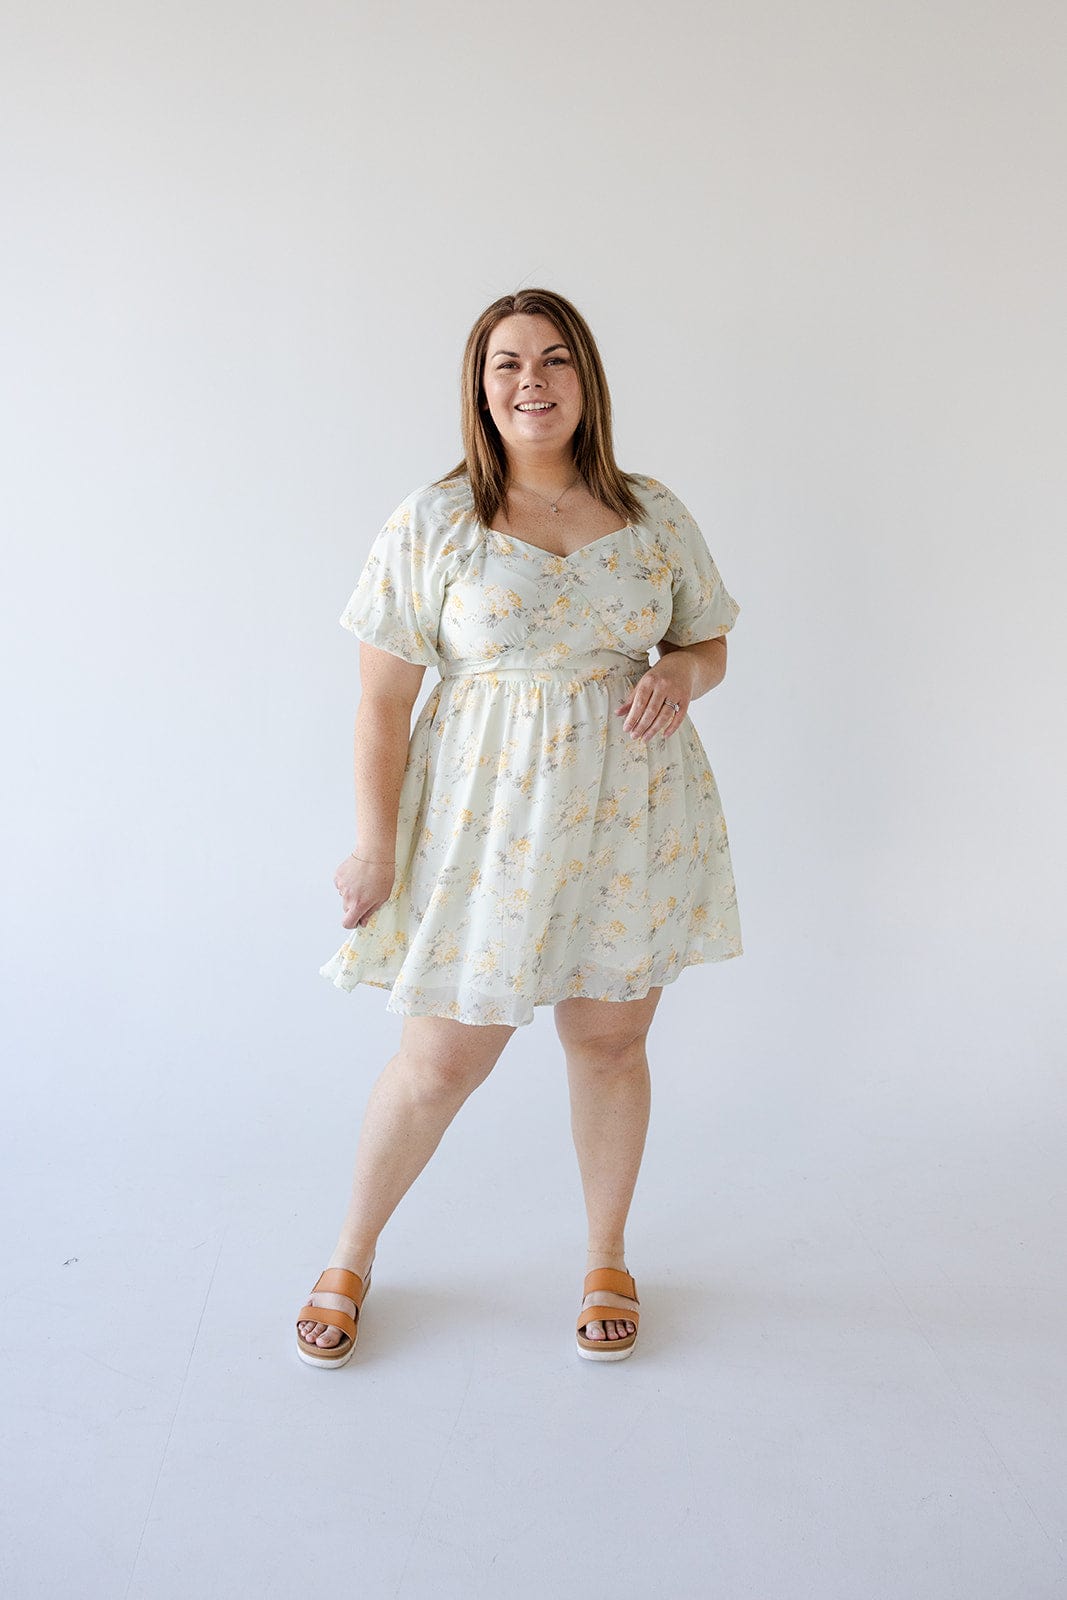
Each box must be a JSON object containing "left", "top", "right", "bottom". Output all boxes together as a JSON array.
[
  {"left": 297, "top": 1253, "right": 375, "bottom": 1349},
  {"left": 580, "top": 1255, "right": 638, "bottom": 1343}
]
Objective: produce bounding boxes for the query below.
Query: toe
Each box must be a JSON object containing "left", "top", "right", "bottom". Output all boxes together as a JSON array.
[
  {"left": 584, "top": 1319, "right": 606, "bottom": 1340},
  {"left": 300, "top": 1291, "right": 356, "bottom": 1349}
]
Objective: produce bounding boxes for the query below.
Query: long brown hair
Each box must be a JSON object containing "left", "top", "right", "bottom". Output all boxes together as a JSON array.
[{"left": 434, "top": 287, "right": 646, "bottom": 530}]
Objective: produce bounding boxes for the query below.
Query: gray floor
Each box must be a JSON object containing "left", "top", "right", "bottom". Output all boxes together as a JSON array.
[{"left": 5, "top": 1003, "right": 1065, "bottom": 1600}]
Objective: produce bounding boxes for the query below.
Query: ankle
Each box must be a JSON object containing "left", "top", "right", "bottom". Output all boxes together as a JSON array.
[
  {"left": 585, "top": 1246, "right": 627, "bottom": 1269},
  {"left": 327, "top": 1242, "right": 376, "bottom": 1279}
]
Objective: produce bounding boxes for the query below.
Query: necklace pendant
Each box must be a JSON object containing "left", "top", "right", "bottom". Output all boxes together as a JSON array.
[{"left": 551, "top": 504, "right": 558, "bottom": 513}]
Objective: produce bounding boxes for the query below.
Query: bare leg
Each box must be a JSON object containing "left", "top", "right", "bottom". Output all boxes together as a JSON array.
[
  {"left": 554, "top": 988, "right": 662, "bottom": 1341},
  {"left": 298, "top": 1012, "right": 516, "bottom": 1348}
]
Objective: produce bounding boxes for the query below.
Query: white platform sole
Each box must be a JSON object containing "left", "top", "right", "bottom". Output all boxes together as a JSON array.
[{"left": 576, "top": 1340, "right": 636, "bottom": 1361}]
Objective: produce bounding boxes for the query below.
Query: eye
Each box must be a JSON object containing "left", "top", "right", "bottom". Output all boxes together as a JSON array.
[{"left": 494, "top": 357, "right": 569, "bottom": 370}]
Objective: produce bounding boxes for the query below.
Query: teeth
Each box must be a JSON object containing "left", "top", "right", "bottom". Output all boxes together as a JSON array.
[{"left": 517, "top": 402, "right": 553, "bottom": 411}]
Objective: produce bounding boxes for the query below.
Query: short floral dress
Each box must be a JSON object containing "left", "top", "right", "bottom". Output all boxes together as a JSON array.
[{"left": 318, "top": 472, "right": 743, "bottom": 1026}]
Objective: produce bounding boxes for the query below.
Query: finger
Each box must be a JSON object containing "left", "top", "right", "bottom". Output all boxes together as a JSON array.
[
  {"left": 624, "top": 700, "right": 656, "bottom": 737},
  {"left": 621, "top": 674, "right": 666, "bottom": 732},
  {"left": 623, "top": 694, "right": 655, "bottom": 735},
  {"left": 658, "top": 701, "right": 684, "bottom": 736},
  {"left": 626, "top": 699, "right": 675, "bottom": 739},
  {"left": 646, "top": 703, "right": 682, "bottom": 740}
]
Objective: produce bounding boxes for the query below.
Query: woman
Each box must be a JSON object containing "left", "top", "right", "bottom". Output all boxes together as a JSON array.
[{"left": 298, "top": 287, "right": 742, "bottom": 1367}]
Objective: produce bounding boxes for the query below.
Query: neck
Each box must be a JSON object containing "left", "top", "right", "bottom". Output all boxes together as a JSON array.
[{"left": 505, "top": 446, "right": 578, "bottom": 496}]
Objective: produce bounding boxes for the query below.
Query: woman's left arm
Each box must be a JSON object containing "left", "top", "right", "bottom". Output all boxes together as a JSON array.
[
  {"left": 617, "top": 637, "right": 727, "bottom": 739},
  {"left": 656, "top": 636, "right": 727, "bottom": 701}
]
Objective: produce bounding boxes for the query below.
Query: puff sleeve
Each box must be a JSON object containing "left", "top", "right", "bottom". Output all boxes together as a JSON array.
[
  {"left": 657, "top": 487, "right": 741, "bottom": 646},
  {"left": 338, "top": 490, "right": 445, "bottom": 668}
]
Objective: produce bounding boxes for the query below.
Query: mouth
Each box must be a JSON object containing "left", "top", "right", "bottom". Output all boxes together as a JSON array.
[{"left": 515, "top": 402, "right": 556, "bottom": 413}]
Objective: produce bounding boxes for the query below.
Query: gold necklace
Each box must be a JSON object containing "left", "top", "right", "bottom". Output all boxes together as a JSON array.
[{"left": 512, "top": 474, "right": 582, "bottom": 514}]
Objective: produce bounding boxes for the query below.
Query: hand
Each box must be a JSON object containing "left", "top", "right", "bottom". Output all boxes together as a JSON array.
[
  {"left": 333, "top": 853, "right": 396, "bottom": 930},
  {"left": 614, "top": 658, "right": 696, "bottom": 743}
]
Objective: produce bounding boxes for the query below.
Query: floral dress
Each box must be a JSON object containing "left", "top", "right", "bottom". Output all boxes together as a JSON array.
[{"left": 318, "top": 472, "right": 743, "bottom": 1026}]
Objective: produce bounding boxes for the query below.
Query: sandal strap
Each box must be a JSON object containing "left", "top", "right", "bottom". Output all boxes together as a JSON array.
[
  {"left": 312, "top": 1267, "right": 367, "bottom": 1300},
  {"left": 577, "top": 1303, "right": 640, "bottom": 1334},
  {"left": 582, "top": 1268, "right": 638, "bottom": 1301},
  {"left": 297, "top": 1303, "right": 356, "bottom": 1341}
]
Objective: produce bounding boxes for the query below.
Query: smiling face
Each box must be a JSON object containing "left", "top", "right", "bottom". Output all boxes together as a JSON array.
[{"left": 480, "top": 313, "right": 583, "bottom": 463}]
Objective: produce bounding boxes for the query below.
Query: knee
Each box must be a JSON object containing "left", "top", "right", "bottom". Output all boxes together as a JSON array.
[
  {"left": 397, "top": 1045, "right": 492, "bottom": 1104},
  {"left": 395, "top": 1018, "right": 513, "bottom": 1104},
  {"left": 557, "top": 1023, "right": 651, "bottom": 1068},
  {"left": 554, "top": 991, "right": 661, "bottom": 1062}
]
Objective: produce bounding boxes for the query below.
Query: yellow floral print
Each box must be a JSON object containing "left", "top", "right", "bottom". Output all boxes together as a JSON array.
[{"left": 319, "top": 473, "right": 742, "bottom": 1025}]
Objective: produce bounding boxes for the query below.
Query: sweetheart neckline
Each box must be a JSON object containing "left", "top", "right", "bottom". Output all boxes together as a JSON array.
[{"left": 485, "top": 525, "right": 633, "bottom": 561}]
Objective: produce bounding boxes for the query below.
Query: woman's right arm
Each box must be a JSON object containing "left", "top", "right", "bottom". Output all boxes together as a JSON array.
[{"left": 332, "top": 643, "right": 427, "bottom": 929}]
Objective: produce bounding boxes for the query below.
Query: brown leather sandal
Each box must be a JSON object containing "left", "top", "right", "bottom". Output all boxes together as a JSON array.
[
  {"left": 576, "top": 1267, "right": 640, "bottom": 1361},
  {"left": 295, "top": 1266, "right": 372, "bottom": 1368}
]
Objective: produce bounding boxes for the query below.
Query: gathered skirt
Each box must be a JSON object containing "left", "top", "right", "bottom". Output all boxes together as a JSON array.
[{"left": 319, "top": 649, "right": 743, "bottom": 1027}]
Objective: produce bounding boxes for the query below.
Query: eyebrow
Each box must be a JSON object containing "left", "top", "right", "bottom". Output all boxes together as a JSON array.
[{"left": 490, "top": 343, "right": 570, "bottom": 359}]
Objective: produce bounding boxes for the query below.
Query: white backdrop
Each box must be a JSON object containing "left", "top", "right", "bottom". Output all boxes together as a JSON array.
[{"left": 3, "top": 3, "right": 1065, "bottom": 1596}]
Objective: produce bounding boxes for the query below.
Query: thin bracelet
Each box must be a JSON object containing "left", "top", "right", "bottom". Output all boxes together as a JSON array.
[{"left": 350, "top": 851, "right": 394, "bottom": 864}]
